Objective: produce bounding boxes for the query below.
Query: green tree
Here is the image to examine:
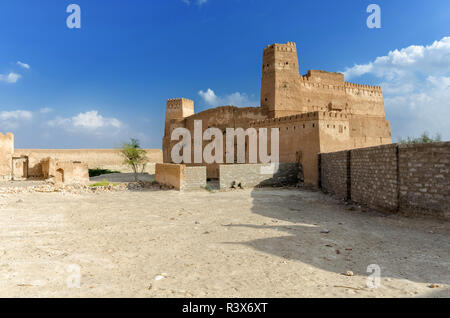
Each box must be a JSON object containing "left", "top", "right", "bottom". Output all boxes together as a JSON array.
[
  {"left": 399, "top": 132, "right": 442, "bottom": 144},
  {"left": 120, "top": 138, "right": 148, "bottom": 182}
]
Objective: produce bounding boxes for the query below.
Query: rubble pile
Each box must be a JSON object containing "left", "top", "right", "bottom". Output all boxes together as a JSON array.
[{"left": 0, "top": 180, "right": 173, "bottom": 195}]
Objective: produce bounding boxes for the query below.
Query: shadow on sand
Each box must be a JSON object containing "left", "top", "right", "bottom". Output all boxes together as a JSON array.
[{"left": 223, "top": 186, "right": 450, "bottom": 288}]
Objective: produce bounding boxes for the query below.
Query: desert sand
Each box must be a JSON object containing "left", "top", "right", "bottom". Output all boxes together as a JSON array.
[{"left": 0, "top": 186, "right": 449, "bottom": 297}]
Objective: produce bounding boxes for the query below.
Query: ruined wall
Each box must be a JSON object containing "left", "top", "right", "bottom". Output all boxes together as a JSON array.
[
  {"left": 41, "top": 158, "right": 89, "bottom": 184},
  {"left": 15, "top": 149, "right": 163, "bottom": 177},
  {"left": 319, "top": 150, "right": 349, "bottom": 200},
  {"left": 398, "top": 142, "right": 449, "bottom": 219},
  {"left": 320, "top": 142, "right": 450, "bottom": 219},
  {"left": 155, "top": 163, "right": 184, "bottom": 190},
  {"left": 0, "top": 133, "right": 14, "bottom": 181},
  {"left": 219, "top": 163, "right": 298, "bottom": 190}
]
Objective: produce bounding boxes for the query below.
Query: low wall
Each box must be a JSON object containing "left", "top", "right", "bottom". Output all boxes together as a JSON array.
[
  {"left": 155, "top": 163, "right": 206, "bottom": 191},
  {"left": 41, "top": 158, "right": 89, "bottom": 184},
  {"left": 14, "top": 148, "right": 163, "bottom": 177},
  {"left": 184, "top": 167, "right": 207, "bottom": 191},
  {"left": 155, "top": 163, "right": 183, "bottom": 190},
  {"left": 219, "top": 163, "right": 298, "bottom": 190},
  {"left": 398, "top": 142, "right": 449, "bottom": 218},
  {"left": 319, "top": 151, "right": 349, "bottom": 200},
  {"left": 351, "top": 144, "right": 398, "bottom": 212},
  {"left": 319, "top": 142, "right": 450, "bottom": 219}
]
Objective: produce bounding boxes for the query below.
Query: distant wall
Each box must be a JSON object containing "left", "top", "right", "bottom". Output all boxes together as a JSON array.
[
  {"left": 219, "top": 163, "right": 298, "bottom": 190},
  {"left": 14, "top": 149, "right": 163, "bottom": 177},
  {"left": 319, "top": 142, "right": 450, "bottom": 220},
  {"left": 0, "top": 133, "right": 14, "bottom": 181}
]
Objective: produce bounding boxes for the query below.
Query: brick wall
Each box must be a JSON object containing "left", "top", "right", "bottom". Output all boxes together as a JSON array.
[
  {"left": 398, "top": 142, "right": 449, "bottom": 219},
  {"left": 320, "top": 151, "right": 349, "bottom": 200},
  {"left": 350, "top": 144, "right": 398, "bottom": 212},
  {"left": 219, "top": 163, "right": 298, "bottom": 190},
  {"left": 319, "top": 142, "right": 450, "bottom": 220}
]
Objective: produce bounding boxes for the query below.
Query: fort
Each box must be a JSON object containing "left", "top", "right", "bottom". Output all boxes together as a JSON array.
[{"left": 163, "top": 41, "right": 392, "bottom": 185}]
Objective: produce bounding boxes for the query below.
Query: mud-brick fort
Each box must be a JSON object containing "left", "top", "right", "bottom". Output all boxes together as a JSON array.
[{"left": 163, "top": 42, "right": 392, "bottom": 185}]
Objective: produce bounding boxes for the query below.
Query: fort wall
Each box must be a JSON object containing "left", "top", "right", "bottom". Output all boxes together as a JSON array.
[
  {"left": 219, "top": 163, "right": 298, "bottom": 190},
  {"left": 319, "top": 142, "right": 450, "bottom": 220}
]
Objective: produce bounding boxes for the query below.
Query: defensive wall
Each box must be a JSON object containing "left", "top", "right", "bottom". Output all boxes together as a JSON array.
[{"left": 319, "top": 142, "right": 450, "bottom": 220}]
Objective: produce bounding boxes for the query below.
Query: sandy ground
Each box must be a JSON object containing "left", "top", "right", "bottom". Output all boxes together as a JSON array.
[{"left": 0, "top": 187, "right": 449, "bottom": 298}]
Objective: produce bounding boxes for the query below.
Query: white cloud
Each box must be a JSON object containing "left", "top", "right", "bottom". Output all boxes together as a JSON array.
[
  {"left": 39, "top": 107, "right": 53, "bottom": 114},
  {"left": 342, "top": 36, "right": 450, "bottom": 141},
  {"left": 17, "top": 61, "right": 30, "bottom": 69},
  {"left": 182, "top": 0, "right": 208, "bottom": 6},
  {"left": 343, "top": 37, "right": 450, "bottom": 80},
  {"left": 198, "top": 88, "right": 258, "bottom": 107},
  {"left": 47, "top": 110, "right": 123, "bottom": 132},
  {"left": 0, "top": 72, "right": 21, "bottom": 83},
  {"left": 0, "top": 110, "right": 32, "bottom": 121},
  {"left": 0, "top": 110, "right": 33, "bottom": 129}
]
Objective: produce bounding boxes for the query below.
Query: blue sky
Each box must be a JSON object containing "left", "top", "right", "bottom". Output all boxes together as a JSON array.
[{"left": 0, "top": 0, "right": 449, "bottom": 148}]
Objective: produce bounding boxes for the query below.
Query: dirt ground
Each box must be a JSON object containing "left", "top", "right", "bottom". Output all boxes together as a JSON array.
[{"left": 0, "top": 187, "right": 449, "bottom": 298}]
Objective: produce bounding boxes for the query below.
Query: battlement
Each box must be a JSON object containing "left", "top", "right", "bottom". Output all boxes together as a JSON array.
[
  {"left": 0, "top": 132, "right": 14, "bottom": 140},
  {"left": 165, "top": 98, "right": 194, "bottom": 122},
  {"left": 249, "top": 111, "right": 350, "bottom": 127},
  {"left": 344, "top": 81, "right": 382, "bottom": 92},
  {"left": 297, "top": 75, "right": 383, "bottom": 96},
  {"left": 263, "top": 42, "right": 297, "bottom": 55},
  {"left": 166, "top": 98, "right": 194, "bottom": 109}
]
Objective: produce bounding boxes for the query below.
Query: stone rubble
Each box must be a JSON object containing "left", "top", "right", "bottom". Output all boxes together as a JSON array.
[{"left": 0, "top": 180, "right": 173, "bottom": 196}]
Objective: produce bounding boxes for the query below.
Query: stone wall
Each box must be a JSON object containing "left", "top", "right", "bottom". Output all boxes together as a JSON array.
[
  {"left": 350, "top": 144, "right": 398, "bottom": 212},
  {"left": 398, "top": 142, "right": 449, "bottom": 219},
  {"left": 14, "top": 148, "right": 163, "bottom": 177},
  {"left": 155, "top": 163, "right": 206, "bottom": 191},
  {"left": 219, "top": 163, "right": 298, "bottom": 190},
  {"left": 319, "top": 150, "right": 349, "bottom": 200},
  {"left": 319, "top": 142, "right": 450, "bottom": 219},
  {"left": 184, "top": 167, "right": 207, "bottom": 191},
  {"left": 0, "top": 133, "right": 14, "bottom": 181}
]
